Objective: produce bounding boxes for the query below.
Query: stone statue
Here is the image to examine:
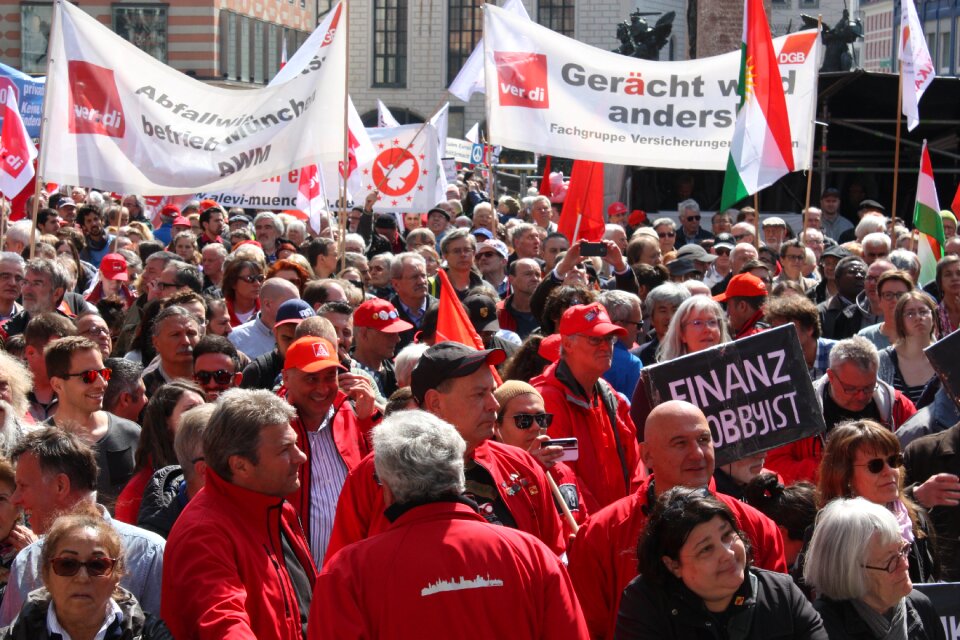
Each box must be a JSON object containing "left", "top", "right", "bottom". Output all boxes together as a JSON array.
[
  {"left": 802, "top": 10, "right": 863, "bottom": 72},
  {"left": 613, "top": 10, "right": 675, "bottom": 61}
]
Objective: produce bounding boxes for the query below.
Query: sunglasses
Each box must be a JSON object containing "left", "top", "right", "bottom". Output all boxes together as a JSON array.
[
  {"left": 856, "top": 453, "right": 904, "bottom": 474},
  {"left": 476, "top": 252, "right": 498, "bottom": 259},
  {"left": 512, "top": 413, "right": 554, "bottom": 430},
  {"left": 62, "top": 368, "right": 112, "bottom": 384},
  {"left": 685, "top": 216, "right": 701, "bottom": 222},
  {"left": 195, "top": 370, "right": 234, "bottom": 385},
  {"left": 658, "top": 231, "right": 676, "bottom": 238},
  {"left": 50, "top": 556, "right": 118, "bottom": 578},
  {"left": 239, "top": 274, "right": 265, "bottom": 284}
]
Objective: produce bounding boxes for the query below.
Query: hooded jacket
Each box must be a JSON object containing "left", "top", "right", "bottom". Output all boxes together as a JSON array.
[
  {"left": 137, "top": 465, "right": 187, "bottom": 539},
  {"left": 765, "top": 374, "right": 917, "bottom": 485}
]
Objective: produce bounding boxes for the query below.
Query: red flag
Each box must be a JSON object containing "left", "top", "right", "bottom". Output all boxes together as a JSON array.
[
  {"left": 280, "top": 36, "right": 288, "bottom": 69},
  {"left": 539, "top": 156, "right": 552, "bottom": 199},
  {"left": 558, "top": 160, "right": 605, "bottom": 243},
  {"left": 434, "top": 270, "right": 503, "bottom": 384},
  {"left": 951, "top": 181, "right": 960, "bottom": 218},
  {"left": 0, "top": 86, "right": 37, "bottom": 203}
]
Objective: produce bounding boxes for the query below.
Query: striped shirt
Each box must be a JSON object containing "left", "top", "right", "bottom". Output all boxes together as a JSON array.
[{"left": 307, "top": 405, "right": 349, "bottom": 567}]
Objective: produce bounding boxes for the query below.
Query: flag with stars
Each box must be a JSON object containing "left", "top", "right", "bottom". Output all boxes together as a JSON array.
[{"left": 355, "top": 123, "right": 440, "bottom": 213}]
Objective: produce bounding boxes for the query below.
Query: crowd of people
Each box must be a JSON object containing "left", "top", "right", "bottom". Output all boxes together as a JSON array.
[{"left": 0, "top": 178, "right": 955, "bottom": 638}]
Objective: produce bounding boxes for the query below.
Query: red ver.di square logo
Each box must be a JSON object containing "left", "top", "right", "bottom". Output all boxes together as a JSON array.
[
  {"left": 494, "top": 52, "right": 550, "bottom": 108},
  {"left": 67, "top": 61, "right": 125, "bottom": 137}
]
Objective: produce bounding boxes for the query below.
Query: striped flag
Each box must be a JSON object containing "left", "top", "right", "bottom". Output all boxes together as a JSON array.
[
  {"left": 720, "top": 0, "right": 795, "bottom": 210},
  {"left": 900, "top": 0, "right": 935, "bottom": 131},
  {"left": 914, "top": 140, "right": 945, "bottom": 286}
]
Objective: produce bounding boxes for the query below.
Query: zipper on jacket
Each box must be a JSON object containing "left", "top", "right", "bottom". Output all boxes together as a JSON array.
[{"left": 264, "top": 542, "right": 293, "bottom": 619}]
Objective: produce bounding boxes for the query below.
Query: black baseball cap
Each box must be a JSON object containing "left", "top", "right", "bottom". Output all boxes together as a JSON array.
[
  {"left": 464, "top": 295, "right": 500, "bottom": 333},
  {"left": 667, "top": 257, "right": 700, "bottom": 277},
  {"left": 428, "top": 207, "right": 452, "bottom": 221},
  {"left": 821, "top": 187, "right": 841, "bottom": 198},
  {"left": 410, "top": 342, "right": 506, "bottom": 404},
  {"left": 374, "top": 214, "right": 398, "bottom": 230},
  {"left": 858, "top": 199, "right": 886, "bottom": 213},
  {"left": 821, "top": 245, "right": 852, "bottom": 260}
]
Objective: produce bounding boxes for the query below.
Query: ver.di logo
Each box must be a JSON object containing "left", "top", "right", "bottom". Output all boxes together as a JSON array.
[
  {"left": 67, "top": 61, "right": 126, "bottom": 137},
  {"left": 494, "top": 52, "right": 550, "bottom": 108}
]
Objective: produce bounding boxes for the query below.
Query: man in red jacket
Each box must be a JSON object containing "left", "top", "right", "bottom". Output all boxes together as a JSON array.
[
  {"left": 326, "top": 342, "right": 566, "bottom": 561},
  {"left": 162, "top": 388, "right": 317, "bottom": 640},
  {"left": 282, "top": 335, "right": 380, "bottom": 567},
  {"left": 567, "top": 400, "right": 787, "bottom": 640},
  {"left": 532, "top": 303, "right": 641, "bottom": 513},
  {"left": 312, "top": 409, "right": 590, "bottom": 639}
]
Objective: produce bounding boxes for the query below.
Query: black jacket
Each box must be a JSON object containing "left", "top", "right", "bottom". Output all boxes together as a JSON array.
[
  {"left": 813, "top": 591, "right": 945, "bottom": 640},
  {"left": 615, "top": 568, "right": 827, "bottom": 640},
  {"left": 137, "top": 464, "right": 186, "bottom": 539},
  {"left": 0, "top": 587, "right": 172, "bottom": 640},
  {"left": 240, "top": 348, "right": 284, "bottom": 391}
]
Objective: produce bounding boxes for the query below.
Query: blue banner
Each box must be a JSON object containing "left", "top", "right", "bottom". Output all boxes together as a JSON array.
[{"left": 0, "top": 62, "right": 45, "bottom": 138}]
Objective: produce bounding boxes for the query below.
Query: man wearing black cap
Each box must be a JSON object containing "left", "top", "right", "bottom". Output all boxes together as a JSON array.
[
  {"left": 813, "top": 244, "right": 851, "bottom": 303},
  {"left": 426, "top": 206, "right": 451, "bottom": 248},
  {"left": 820, "top": 187, "right": 854, "bottom": 242},
  {"left": 464, "top": 293, "right": 518, "bottom": 356},
  {"left": 326, "top": 342, "right": 565, "bottom": 561}
]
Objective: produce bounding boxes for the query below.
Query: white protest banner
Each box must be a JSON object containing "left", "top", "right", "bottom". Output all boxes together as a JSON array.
[
  {"left": 483, "top": 5, "right": 820, "bottom": 170},
  {"left": 41, "top": 0, "right": 345, "bottom": 194},
  {"left": 198, "top": 123, "right": 439, "bottom": 214}
]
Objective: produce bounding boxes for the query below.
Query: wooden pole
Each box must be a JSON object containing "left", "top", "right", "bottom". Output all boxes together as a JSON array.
[
  {"left": 546, "top": 472, "right": 578, "bottom": 535},
  {"left": 753, "top": 192, "right": 761, "bottom": 249},
  {"left": 891, "top": 62, "right": 904, "bottom": 244},
  {"left": 337, "top": 0, "right": 350, "bottom": 273},
  {"left": 0, "top": 197, "right": 8, "bottom": 251}
]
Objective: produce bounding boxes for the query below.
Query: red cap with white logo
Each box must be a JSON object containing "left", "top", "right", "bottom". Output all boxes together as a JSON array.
[
  {"left": 283, "top": 337, "right": 347, "bottom": 374},
  {"left": 99, "top": 253, "right": 129, "bottom": 281}
]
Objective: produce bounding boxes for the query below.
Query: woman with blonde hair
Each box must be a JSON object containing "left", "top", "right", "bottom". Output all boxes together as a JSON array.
[
  {"left": 656, "top": 295, "right": 731, "bottom": 362},
  {"left": 878, "top": 291, "right": 939, "bottom": 408}
]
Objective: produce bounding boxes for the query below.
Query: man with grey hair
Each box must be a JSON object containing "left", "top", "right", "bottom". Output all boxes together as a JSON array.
[
  {"left": 637, "top": 283, "right": 690, "bottom": 365},
  {"left": 530, "top": 194, "right": 557, "bottom": 233},
  {"left": 200, "top": 243, "right": 227, "bottom": 293},
  {"left": 652, "top": 217, "right": 677, "bottom": 255},
  {"left": 253, "top": 211, "right": 283, "bottom": 263},
  {"left": 710, "top": 242, "right": 758, "bottom": 296},
  {"left": 163, "top": 388, "right": 316, "bottom": 640},
  {"left": 142, "top": 306, "right": 202, "bottom": 396},
  {"left": 311, "top": 410, "right": 590, "bottom": 638},
  {"left": 862, "top": 231, "right": 892, "bottom": 265},
  {"left": 730, "top": 221, "right": 757, "bottom": 246},
  {"left": 599, "top": 290, "right": 644, "bottom": 398},
  {"left": 2, "top": 257, "right": 86, "bottom": 338},
  {"left": 389, "top": 252, "right": 436, "bottom": 350},
  {"left": 767, "top": 336, "right": 917, "bottom": 484},
  {"left": 138, "top": 403, "right": 215, "bottom": 538},
  {"left": 0, "top": 252, "right": 24, "bottom": 322},
  {"left": 888, "top": 248, "right": 921, "bottom": 283},
  {"left": 510, "top": 222, "right": 542, "bottom": 261},
  {"left": 2, "top": 219, "right": 39, "bottom": 255},
  {"left": 675, "top": 199, "right": 713, "bottom": 247}
]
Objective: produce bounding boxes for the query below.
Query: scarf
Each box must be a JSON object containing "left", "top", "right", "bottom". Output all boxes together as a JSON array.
[
  {"left": 890, "top": 499, "right": 916, "bottom": 544},
  {"left": 851, "top": 598, "right": 908, "bottom": 640}
]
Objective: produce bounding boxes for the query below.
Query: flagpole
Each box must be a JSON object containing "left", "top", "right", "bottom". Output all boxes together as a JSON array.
[
  {"left": 29, "top": 0, "right": 61, "bottom": 259},
  {"left": 337, "top": 0, "right": 350, "bottom": 273},
  {"left": 800, "top": 15, "right": 824, "bottom": 247},
  {"left": 0, "top": 198, "right": 8, "bottom": 251},
  {"left": 891, "top": 61, "right": 904, "bottom": 244},
  {"left": 753, "top": 193, "right": 760, "bottom": 249}
]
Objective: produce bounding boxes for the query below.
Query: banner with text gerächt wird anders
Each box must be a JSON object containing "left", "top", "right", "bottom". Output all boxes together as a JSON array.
[
  {"left": 40, "top": 0, "right": 345, "bottom": 194},
  {"left": 483, "top": 4, "right": 820, "bottom": 170}
]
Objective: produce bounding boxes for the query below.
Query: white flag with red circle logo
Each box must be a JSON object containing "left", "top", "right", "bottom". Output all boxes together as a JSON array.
[
  {"left": 355, "top": 124, "right": 439, "bottom": 213},
  {"left": 0, "top": 84, "right": 37, "bottom": 198}
]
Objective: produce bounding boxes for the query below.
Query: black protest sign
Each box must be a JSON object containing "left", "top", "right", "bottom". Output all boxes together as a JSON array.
[
  {"left": 635, "top": 324, "right": 825, "bottom": 466},
  {"left": 925, "top": 328, "right": 960, "bottom": 404},
  {"left": 914, "top": 583, "right": 960, "bottom": 639}
]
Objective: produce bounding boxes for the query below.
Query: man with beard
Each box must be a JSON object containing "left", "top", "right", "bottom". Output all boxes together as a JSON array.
[
  {"left": 77, "top": 205, "right": 114, "bottom": 268},
  {"left": 2, "top": 258, "right": 89, "bottom": 339},
  {"left": 197, "top": 205, "right": 225, "bottom": 250}
]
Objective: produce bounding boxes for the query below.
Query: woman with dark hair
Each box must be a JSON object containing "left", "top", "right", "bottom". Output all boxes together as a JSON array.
[
  {"left": 743, "top": 473, "right": 817, "bottom": 576},
  {"left": 538, "top": 285, "right": 597, "bottom": 336},
  {"left": 221, "top": 258, "right": 263, "bottom": 326},
  {"left": 113, "top": 381, "right": 205, "bottom": 524},
  {"left": 53, "top": 235, "right": 95, "bottom": 295},
  {"left": 502, "top": 335, "right": 551, "bottom": 382},
  {"left": 616, "top": 486, "right": 825, "bottom": 640},
  {"left": 879, "top": 291, "right": 940, "bottom": 408},
  {"left": 936, "top": 255, "right": 960, "bottom": 334},
  {"left": 817, "top": 420, "right": 939, "bottom": 583}
]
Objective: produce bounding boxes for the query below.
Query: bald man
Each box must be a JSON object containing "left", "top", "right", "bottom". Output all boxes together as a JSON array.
[
  {"left": 567, "top": 401, "right": 786, "bottom": 640},
  {"left": 710, "top": 242, "right": 759, "bottom": 296},
  {"left": 228, "top": 277, "right": 300, "bottom": 359}
]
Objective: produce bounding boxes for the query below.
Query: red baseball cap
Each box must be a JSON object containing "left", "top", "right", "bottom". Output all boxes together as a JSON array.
[
  {"left": 559, "top": 303, "right": 627, "bottom": 338},
  {"left": 538, "top": 334, "right": 562, "bottom": 362},
  {"left": 160, "top": 204, "right": 181, "bottom": 217},
  {"left": 629, "top": 210, "right": 647, "bottom": 226},
  {"left": 607, "top": 202, "right": 628, "bottom": 217},
  {"left": 283, "top": 337, "right": 347, "bottom": 373},
  {"left": 172, "top": 216, "right": 192, "bottom": 228},
  {"left": 99, "top": 253, "right": 129, "bottom": 281},
  {"left": 353, "top": 299, "right": 414, "bottom": 333},
  {"left": 712, "top": 273, "right": 768, "bottom": 302}
]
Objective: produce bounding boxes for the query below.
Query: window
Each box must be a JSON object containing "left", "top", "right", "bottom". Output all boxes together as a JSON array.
[
  {"left": 447, "top": 0, "right": 483, "bottom": 85},
  {"left": 538, "top": 0, "right": 574, "bottom": 37},
  {"left": 372, "top": 0, "right": 407, "bottom": 87},
  {"left": 240, "top": 16, "right": 251, "bottom": 82},
  {"left": 253, "top": 20, "right": 266, "bottom": 84},
  {"left": 21, "top": 3, "right": 52, "bottom": 74},
  {"left": 800, "top": 0, "right": 818, "bottom": 9},
  {"left": 113, "top": 5, "right": 168, "bottom": 62},
  {"left": 220, "top": 10, "right": 238, "bottom": 79}
]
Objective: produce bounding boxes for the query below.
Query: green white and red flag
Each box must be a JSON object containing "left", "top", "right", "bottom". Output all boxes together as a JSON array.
[
  {"left": 914, "top": 140, "right": 946, "bottom": 287},
  {"left": 720, "top": 0, "right": 795, "bottom": 210}
]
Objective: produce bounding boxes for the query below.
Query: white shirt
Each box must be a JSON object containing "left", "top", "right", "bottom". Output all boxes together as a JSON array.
[
  {"left": 47, "top": 597, "right": 123, "bottom": 640},
  {"left": 307, "top": 405, "right": 349, "bottom": 567}
]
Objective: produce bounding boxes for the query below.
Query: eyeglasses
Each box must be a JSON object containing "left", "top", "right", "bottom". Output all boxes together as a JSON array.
[
  {"left": 511, "top": 413, "right": 554, "bottom": 430},
  {"left": 904, "top": 309, "right": 933, "bottom": 320},
  {"left": 50, "top": 556, "right": 118, "bottom": 578},
  {"left": 195, "top": 370, "right": 234, "bottom": 385},
  {"left": 239, "top": 274, "right": 265, "bottom": 284},
  {"left": 880, "top": 291, "right": 907, "bottom": 302},
  {"left": 156, "top": 281, "right": 180, "bottom": 290},
  {"left": 576, "top": 334, "right": 617, "bottom": 346},
  {"left": 476, "top": 252, "right": 498, "bottom": 259},
  {"left": 657, "top": 231, "right": 676, "bottom": 238},
  {"left": 783, "top": 254, "right": 805, "bottom": 262},
  {"left": 855, "top": 453, "right": 904, "bottom": 474},
  {"left": 685, "top": 216, "right": 701, "bottom": 222},
  {"left": 683, "top": 318, "right": 720, "bottom": 330},
  {"left": 82, "top": 325, "right": 110, "bottom": 337},
  {"left": 829, "top": 370, "right": 877, "bottom": 396},
  {"left": 447, "top": 247, "right": 476, "bottom": 256},
  {"left": 733, "top": 234, "right": 749, "bottom": 241},
  {"left": 61, "top": 368, "right": 112, "bottom": 384},
  {"left": 862, "top": 542, "right": 911, "bottom": 573}
]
